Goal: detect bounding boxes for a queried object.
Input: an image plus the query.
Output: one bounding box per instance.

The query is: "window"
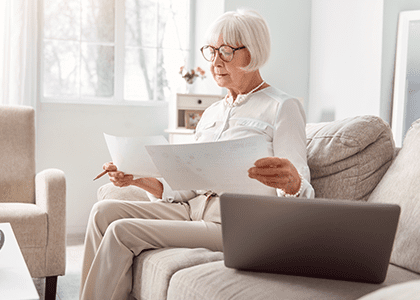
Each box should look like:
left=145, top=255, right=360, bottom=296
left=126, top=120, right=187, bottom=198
left=41, top=0, right=192, bottom=103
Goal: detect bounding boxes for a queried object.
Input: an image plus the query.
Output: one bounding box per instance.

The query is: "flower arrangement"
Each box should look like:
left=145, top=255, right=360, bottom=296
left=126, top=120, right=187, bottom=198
left=179, top=66, right=206, bottom=84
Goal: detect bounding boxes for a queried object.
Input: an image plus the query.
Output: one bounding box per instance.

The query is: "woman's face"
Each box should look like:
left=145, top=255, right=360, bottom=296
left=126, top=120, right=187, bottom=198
left=210, top=36, right=252, bottom=93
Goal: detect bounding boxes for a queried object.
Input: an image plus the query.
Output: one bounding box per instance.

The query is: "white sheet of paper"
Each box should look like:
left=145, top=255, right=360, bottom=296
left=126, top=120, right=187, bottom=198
left=145, top=135, right=276, bottom=195
left=104, top=133, right=168, bottom=177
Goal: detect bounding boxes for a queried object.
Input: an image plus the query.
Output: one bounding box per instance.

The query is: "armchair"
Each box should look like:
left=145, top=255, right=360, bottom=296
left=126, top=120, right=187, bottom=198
left=0, top=106, right=66, bottom=300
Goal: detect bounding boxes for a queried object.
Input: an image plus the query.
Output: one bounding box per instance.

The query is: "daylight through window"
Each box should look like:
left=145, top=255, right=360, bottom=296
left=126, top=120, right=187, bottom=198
left=42, top=0, right=191, bottom=103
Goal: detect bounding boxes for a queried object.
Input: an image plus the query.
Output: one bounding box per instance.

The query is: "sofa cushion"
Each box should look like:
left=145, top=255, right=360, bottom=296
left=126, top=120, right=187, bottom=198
left=306, top=115, right=394, bottom=201
left=131, top=247, right=224, bottom=300
left=358, top=279, right=420, bottom=300
left=368, top=118, right=420, bottom=274
left=167, top=261, right=420, bottom=300
left=97, top=182, right=150, bottom=201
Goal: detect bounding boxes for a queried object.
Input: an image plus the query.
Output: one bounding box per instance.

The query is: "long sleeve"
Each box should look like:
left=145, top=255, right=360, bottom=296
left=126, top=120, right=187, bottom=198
left=146, top=178, right=198, bottom=203
left=272, top=98, right=315, bottom=199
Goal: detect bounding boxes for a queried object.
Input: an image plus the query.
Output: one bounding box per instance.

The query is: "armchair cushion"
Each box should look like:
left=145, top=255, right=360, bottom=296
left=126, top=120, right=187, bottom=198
left=306, top=115, right=394, bottom=201
left=0, top=203, right=47, bottom=248
left=368, top=119, right=420, bottom=274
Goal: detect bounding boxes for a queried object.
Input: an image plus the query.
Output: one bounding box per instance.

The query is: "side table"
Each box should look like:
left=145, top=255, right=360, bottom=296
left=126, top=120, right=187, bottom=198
left=0, top=223, right=39, bottom=300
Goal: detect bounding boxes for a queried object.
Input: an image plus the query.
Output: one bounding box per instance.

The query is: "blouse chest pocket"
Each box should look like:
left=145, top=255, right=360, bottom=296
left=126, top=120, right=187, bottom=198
left=236, top=119, right=269, bottom=131
left=195, top=121, right=216, bottom=141
left=235, top=119, right=273, bottom=139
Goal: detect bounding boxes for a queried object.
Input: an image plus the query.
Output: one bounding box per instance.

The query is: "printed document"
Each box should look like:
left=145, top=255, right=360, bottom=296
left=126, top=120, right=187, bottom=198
left=104, top=134, right=275, bottom=195
left=145, top=135, right=276, bottom=195
left=104, top=133, right=168, bottom=177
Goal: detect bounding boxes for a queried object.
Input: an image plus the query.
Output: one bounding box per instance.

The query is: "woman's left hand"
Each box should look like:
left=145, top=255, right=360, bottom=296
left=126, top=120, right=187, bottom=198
left=248, top=157, right=301, bottom=195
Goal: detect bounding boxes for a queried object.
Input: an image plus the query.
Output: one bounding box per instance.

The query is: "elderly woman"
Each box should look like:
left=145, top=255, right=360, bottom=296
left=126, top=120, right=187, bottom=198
left=80, top=9, right=314, bottom=300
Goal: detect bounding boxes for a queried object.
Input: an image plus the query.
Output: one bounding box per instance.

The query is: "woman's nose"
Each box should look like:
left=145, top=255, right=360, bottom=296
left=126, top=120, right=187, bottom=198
left=212, top=51, right=224, bottom=67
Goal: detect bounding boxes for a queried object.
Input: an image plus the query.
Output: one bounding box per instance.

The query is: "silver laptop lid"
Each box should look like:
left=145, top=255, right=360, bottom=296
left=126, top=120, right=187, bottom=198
left=220, top=193, right=400, bottom=283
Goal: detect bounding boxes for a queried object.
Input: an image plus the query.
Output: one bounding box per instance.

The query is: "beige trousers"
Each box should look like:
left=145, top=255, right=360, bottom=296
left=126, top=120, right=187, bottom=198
left=79, top=195, right=222, bottom=300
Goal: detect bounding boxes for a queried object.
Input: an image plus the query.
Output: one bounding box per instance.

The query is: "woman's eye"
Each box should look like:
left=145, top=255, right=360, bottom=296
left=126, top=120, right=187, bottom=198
left=221, top=50, right=232, bottom=57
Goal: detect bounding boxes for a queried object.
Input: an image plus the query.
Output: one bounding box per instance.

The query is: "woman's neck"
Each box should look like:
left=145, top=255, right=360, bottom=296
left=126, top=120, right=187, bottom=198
left=228, top=71, right=266, bottom=100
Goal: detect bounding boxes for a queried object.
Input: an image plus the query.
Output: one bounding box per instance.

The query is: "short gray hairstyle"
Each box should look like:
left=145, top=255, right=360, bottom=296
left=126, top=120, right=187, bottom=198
left=205, top=9, right=271, bottom=71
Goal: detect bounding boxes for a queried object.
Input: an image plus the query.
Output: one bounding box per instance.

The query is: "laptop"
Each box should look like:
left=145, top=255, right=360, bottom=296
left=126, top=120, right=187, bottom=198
left=219, top=193, right=401, bottom=283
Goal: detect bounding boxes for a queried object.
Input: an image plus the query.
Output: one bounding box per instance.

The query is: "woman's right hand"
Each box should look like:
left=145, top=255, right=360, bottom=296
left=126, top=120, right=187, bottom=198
left=103, top=162, right=134, bottom=187
left=103, top=162, right=164, bottom=198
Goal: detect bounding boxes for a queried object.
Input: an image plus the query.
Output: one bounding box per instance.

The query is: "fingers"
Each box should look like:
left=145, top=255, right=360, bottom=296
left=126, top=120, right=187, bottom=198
left=109, top=173, right=134, bottom=187
left=248, top=163, right=291, bottom=189
left=249, top=157, right=291, bottom=178
left=103, top=162, right=117, bottom=171
left=249, top=175, right=290, bottom=189
left=108, top=171, right=125, bottom=179
left=253, top=157, right=289, bottom=168
left=101, top=162, right=134, bottom=187
left=249, top=157, right=301, bottom=193
left=249, top=171, right=299, bottom=192
left=248, top=171, right=290, bottom=184
left=248, top=166, right=289, bottom=177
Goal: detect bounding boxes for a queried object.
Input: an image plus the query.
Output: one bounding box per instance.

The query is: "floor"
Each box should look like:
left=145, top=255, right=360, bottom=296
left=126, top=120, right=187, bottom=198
left=33, top=233, right=85, bottom=300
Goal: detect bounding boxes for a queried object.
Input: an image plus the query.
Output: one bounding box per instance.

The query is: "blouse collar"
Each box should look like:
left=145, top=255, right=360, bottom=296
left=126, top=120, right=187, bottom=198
left=224, top=81, right=266, bottom=108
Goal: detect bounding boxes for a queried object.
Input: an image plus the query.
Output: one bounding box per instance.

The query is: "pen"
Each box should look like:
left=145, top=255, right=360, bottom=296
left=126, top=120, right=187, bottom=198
left=93, top=170, right=108, bottom=181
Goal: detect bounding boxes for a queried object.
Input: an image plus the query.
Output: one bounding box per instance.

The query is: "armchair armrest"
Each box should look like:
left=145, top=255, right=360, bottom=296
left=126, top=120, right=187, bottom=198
left=36, top=168, right=66, bottom=276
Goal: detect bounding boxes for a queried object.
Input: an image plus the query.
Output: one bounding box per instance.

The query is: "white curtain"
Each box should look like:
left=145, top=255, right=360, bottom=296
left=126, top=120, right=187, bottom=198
left=0, top=0, right=37, bottom=106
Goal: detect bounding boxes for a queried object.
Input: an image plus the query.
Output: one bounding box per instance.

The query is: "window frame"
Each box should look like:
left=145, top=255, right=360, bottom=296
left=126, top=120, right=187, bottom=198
left=38, top=0, right=195, bottom=106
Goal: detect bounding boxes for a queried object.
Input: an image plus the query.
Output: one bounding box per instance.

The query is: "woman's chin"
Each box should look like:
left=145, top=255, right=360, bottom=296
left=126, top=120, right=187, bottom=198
left=213, top=75, right=230, bottom=87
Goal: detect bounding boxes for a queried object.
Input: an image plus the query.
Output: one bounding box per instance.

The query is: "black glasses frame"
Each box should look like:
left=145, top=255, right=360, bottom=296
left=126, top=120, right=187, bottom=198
left=200, top=45, right=246, bottom=62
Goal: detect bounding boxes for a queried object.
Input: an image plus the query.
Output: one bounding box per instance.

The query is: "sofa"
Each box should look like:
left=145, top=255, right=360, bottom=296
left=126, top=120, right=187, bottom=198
left=97, top=115, right=420, bottom=300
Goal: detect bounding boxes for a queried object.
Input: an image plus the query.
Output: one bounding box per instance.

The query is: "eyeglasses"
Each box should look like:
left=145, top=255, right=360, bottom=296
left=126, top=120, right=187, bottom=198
left=200, top=45, right=246, bottom=63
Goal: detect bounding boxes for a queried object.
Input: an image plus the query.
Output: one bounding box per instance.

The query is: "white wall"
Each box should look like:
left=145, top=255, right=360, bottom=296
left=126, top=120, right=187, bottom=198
left=36, top=102, right=169, bottom=234
left=224, top=0, right=312, bottom=111
left=308, top=0, right=420, bottom=124
left=190, top=0, right=224, bottom=95
left=308, top=0, right=384, bottom=123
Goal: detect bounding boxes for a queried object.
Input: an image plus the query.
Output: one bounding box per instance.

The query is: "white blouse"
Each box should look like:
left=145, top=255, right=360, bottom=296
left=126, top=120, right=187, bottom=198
left=147, top=86, right=315, bottom=202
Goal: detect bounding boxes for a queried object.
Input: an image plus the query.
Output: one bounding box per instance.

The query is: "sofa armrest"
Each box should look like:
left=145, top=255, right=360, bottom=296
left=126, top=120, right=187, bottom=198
left=35, top=168, right=66, bottom=276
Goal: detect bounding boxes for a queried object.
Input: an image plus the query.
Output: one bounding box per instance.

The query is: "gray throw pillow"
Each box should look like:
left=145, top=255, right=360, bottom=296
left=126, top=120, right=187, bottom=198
left=306, top=115, right=394, bottom=201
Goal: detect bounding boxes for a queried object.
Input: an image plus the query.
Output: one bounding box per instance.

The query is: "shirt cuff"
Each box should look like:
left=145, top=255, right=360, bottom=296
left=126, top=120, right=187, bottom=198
left=299, top=177, right=315, bottom=198
left=146, top=178, right=175, bottom=203
left=276, top=177, right=314, bottom=199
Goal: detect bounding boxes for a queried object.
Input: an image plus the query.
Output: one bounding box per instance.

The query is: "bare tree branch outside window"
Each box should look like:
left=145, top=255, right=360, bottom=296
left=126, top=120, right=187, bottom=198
left=42, top=0, right=190, bottom=102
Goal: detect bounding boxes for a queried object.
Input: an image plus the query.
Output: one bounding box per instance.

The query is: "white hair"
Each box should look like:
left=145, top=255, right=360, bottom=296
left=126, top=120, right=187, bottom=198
left=205, top=9, right=271, bottom=71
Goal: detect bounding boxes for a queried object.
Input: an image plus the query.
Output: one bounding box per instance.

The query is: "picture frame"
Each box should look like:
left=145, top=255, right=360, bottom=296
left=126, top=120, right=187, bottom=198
left=185, top=110, right=204, bottom=129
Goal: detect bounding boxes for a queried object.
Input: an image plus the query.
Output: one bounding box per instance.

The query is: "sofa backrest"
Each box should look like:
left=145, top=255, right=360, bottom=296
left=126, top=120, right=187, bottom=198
left=368, top=118, right=420, bottom=275
left=306, top=115, right=394, bottom=201
left=0, top=106, right=35, bottom=203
